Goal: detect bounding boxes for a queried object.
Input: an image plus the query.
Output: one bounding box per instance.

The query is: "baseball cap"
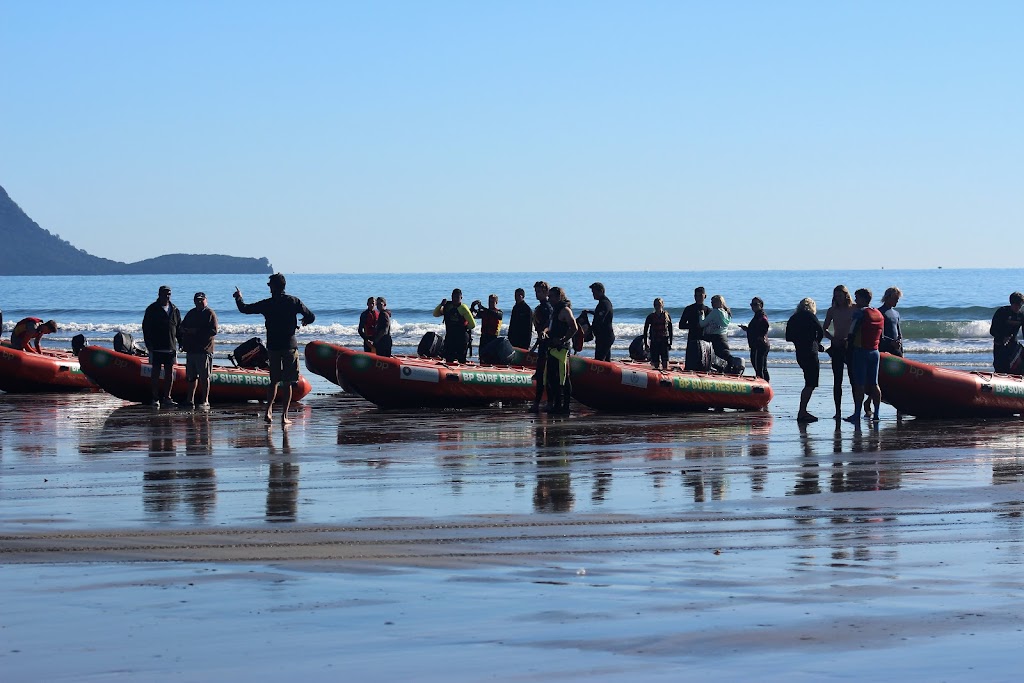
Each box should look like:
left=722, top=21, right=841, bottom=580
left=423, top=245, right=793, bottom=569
left=159, top=285, right=172, bottom=294
left=194, top=292, right=206, bottom=300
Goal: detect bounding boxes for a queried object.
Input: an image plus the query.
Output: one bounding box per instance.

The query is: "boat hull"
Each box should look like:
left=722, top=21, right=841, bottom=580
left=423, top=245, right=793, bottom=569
left=78, top=346, right=311, bottom=404
left=565, top=355, right=773, bottom=412
left=304, top=341, right=536, bottom=408
left=0, top=345, right=97, bottom=393
left=879, top=353, right=1024, bottom=418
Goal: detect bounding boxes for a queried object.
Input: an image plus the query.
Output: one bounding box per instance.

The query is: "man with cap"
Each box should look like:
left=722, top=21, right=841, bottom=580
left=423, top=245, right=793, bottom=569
left=179, top=291, right=219, bottom=408
left=10, top=317, right=58, bottom=354
left=234, top=273, right=315, bottom=424
left=142, top=285, right=182, bottom=407
left=581, top=282, right=614, bottom=361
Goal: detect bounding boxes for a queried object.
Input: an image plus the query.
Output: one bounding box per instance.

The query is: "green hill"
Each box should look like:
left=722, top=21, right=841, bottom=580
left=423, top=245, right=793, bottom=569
left=0, top=183, right=273, bottom=275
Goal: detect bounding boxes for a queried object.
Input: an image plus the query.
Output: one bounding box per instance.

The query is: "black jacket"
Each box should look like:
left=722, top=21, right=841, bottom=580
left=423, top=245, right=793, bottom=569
left=236, top=293, right=315, bottom=351
left=142, top=301, right=182, bottom=353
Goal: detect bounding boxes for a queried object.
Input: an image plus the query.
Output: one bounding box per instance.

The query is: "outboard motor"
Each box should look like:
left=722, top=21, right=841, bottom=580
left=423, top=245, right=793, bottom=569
left=229, top=337, right=270, bottom=369
left=113, top=331, right=148, bottom=356
left=417, top=331, right=445, bottom=359
left=71, top=334, right=87, bottom=356
left=479, top=336, right=515, bottom=365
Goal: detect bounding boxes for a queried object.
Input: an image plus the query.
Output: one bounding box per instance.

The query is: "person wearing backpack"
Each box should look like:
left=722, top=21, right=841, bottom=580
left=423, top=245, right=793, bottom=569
left=142, top=285, right=182, bottom=408
left=643, top=298, right=673, bottom=370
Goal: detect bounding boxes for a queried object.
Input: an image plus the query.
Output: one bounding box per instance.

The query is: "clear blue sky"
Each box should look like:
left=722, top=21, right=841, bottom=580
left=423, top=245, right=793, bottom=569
left=2, top=1, right=1021, bottom=273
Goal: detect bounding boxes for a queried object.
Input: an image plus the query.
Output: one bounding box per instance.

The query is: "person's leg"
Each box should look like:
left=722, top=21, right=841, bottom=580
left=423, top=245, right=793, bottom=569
left=530, top=344, right=548, bottom=412
left=187, top=378, right=198, bottom=405
left=264, top=383, right=279, bottom=423
left=832, top=354, right=845, bottom=419
left=280, top=383, right=294, bottom=425
left=150, top=358, right=161, bottom=403
left=544, top=353, right=560, bottom=411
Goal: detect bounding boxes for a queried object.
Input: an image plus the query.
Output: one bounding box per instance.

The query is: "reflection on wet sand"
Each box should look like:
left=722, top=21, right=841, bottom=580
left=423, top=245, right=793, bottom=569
left=143, top=412, right=217, bottom=521
left=264, top=427, right=298, bottom=522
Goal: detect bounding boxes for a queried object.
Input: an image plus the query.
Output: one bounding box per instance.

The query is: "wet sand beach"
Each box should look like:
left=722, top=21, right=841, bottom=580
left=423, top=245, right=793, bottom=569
left=4, top=367, right=1024, bottom=681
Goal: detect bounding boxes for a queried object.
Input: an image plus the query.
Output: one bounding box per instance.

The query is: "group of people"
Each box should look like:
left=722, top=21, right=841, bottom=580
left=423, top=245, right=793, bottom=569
left=785, top=285, right=903, bottom=423
left=20, top=276, right=1024, bottom=424
left=139, top=274, right=315, bottom=424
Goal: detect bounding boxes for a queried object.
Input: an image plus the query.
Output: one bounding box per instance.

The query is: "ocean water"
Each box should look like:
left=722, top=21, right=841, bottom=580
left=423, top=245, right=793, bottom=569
left=1, top=268, right=1020, bottom=368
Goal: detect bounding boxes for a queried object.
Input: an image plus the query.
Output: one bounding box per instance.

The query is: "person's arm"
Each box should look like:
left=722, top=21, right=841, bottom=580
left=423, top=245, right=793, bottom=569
left=822, top=308, right=835, bottom=340
left=31, top=331, right=43, bottom=354
left=358, top=311, right=368, bottom=339
left=209, top=310, right=218, bottom=337
left=235, top=294, right=261, bottom=315
left=297, top=300, right=315, bottom=326
left=561, top=309, right=578, bottom=346
left=372, top=312, right=390, bottom=344
left=643, top=314, right=652, bottom=347
left=433, top=303, right=445, bottom=318
left=666, top=313, right=674, bottom=346
left=678, top=307, right=687, bottom=330
left=459, top=304, right=476, bottom=330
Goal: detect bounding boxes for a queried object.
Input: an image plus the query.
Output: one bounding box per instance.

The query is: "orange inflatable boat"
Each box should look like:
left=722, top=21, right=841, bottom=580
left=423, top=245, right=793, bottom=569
left=560, top=354, right=773, bottom=412
left=0, top=344, right=97, bottom=393
left=879, top=353, right=1024, bottom=418
left=304, top=341, right=536, bottom=408
left=78, top=346, right=311, bottom=404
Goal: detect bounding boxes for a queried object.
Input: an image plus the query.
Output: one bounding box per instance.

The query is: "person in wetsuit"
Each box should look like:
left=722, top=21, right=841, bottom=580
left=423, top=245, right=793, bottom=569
left=643, top=298, right=673, bottom=370
left=786, top=297, right=825, bottom=423
left=529, top=281, right=552, bottom=414
left=582, top=282, right=614, bottom=362
left=432, top=288, right=475, bottom=363
left=544, top=286, right=579, bottom=414
left=507, top=288, right=533, bottom=350
left=740, top=297, right=770, bottom=381
left=990, top=291, right=1024, bottom=373
left=358, top=297, right=378, bottom=353
left=472, top=294, right=503, bottom=352
left=679, top=287, right=711, bottom=371
left=372, top=297, right=393, bottom=357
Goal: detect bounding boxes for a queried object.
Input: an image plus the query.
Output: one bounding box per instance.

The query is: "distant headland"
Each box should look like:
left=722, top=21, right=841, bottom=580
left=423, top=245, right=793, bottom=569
left=0, top=183, right=273, bottom=275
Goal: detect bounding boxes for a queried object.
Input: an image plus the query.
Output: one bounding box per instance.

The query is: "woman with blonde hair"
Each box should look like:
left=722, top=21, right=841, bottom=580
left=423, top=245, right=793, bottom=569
left=822, top=285, right=856, bottom=419
left=786, top=297, right=825, bottom=422
left=699, top=294, right=734, bottom=363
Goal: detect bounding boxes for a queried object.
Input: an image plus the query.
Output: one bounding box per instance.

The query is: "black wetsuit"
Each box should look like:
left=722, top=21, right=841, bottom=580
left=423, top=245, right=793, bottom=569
left=990, top=305, right=1024, bottom=373
left=533, top=301, right=553, bottom=406
left=591, top=296, right=614, bottom=361
left=442, top=303, right=470, bottom=363
left=507, top=301, right=533, bottom=350
left=679, top=302, right=710, bottom=370
left=745, top=310, right=770, bottom=381
left=545, top=302, right=572, bottom=412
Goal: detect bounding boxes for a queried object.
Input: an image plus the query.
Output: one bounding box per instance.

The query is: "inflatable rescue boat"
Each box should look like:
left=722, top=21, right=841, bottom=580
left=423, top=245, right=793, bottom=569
left=304, top=341, right=536, bottom=408
left=78, top=346, right=311, bottom=404
left=879, top=353, right=1024, bottom=418
left=0, top=344, right=97, bottom=393
left=561, top=354, right=773, bottom=412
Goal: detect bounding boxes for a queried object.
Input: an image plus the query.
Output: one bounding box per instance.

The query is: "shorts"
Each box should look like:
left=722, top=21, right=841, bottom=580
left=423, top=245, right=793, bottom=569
left=796, top=350, right=819, bottom=389
left=851, top=348, right=880, bottom=387
left=149, top=350, right=176, bottom=373
left=269, top=348, right=300, bottom=384
left=185, top=352, right=213, bottom=381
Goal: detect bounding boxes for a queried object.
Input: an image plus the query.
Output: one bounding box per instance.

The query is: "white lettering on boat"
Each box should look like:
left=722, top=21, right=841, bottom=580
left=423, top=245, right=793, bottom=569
left=673, top=376, right=751, bottom=395
left=460, top=371, right=532, bottom=386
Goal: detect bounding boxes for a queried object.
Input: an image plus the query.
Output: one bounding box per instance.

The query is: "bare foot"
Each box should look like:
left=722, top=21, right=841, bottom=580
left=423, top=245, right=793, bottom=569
left=843, top=414, right=859, bottom=423
left=263, top=412, right=273, bottom=423
left=281, top=416, right=293, bottom=425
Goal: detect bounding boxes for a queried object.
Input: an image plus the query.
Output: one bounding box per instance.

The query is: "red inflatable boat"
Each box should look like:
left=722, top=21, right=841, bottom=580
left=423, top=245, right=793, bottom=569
left=304, top=341, right=536, bottom=408
left=879, top=353, right=1024, bottom=418
left=78, top=346, right=311, bottom=404
left=562, top=354, right=773, bottom=412
left=0, top=344, right=97, bottom=393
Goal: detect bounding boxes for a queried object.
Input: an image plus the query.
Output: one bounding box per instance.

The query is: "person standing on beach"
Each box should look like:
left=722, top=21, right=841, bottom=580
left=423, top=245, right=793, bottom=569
left=544, top=286, right=578, bottom=414
left=142, top=285, right=182, bottom=408
left=433, top=289, right=475, bottom=363
left=740, top=297, right=770, bottom=381
left=10, top=317, right=58, bottom=354
left=990, top=292, right=1024, bottom=373
left=529, top=281, right=552, bottom=414
left=472, top=294, right=503, bottom=352
left=372, top=297, right=393, bottom=357
left=878, top=287, right=904, bottom=357
left=507, top=288, right=532, bottom=350
left=179, top=292, right=218, bottom=409
left=643, top=298, right=673, bottom=371
left=822, top=285, right=856, bottom=419
left=358, top=297, right=378, bottom=353
left=582, top=282, right=615, bottom=362
left=679, top=287, right=711, bottom=371
left=786, top=298, right=825, bottom=423
left=234, top=273, right=315, bottom=424
left=845, top=288, right=884, bottom=423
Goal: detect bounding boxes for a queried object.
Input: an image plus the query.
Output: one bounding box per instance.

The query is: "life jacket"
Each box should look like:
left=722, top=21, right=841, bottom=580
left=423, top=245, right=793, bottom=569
left=649, top=311, right=670, bottom=339
left=444, top=303, right=469, bottom=335
left=549, top=302, right=570, bottom=350
left=480, top=308, right=502, bottom=337
left=852, top=308, right=884, bottom=350
left=361, top=309, right=378, bottom=337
